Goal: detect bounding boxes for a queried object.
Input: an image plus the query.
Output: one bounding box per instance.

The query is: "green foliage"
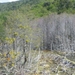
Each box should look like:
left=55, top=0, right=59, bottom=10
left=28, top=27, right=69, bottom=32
left=0, top=0, right=75, bottom=17
left=0, top=0, right=75, bottom=41
left=0, top=13, right=7, bottom=41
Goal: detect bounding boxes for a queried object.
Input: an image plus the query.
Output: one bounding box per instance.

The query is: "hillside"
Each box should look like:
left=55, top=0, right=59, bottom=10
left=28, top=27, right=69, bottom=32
left=0, top=0, right=75, bottom=75
left=0, top=0, right=75, bottom=14
left=0, top=0, right=75, bottom=40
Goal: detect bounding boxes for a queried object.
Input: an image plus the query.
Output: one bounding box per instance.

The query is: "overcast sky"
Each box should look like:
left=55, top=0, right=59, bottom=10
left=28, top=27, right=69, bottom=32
left=0, top=0, right=19, bottom=3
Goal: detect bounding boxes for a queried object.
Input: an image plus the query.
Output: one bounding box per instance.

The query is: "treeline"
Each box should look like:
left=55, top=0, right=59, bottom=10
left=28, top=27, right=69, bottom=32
left=0, top=0, right=75, bottom=45
left=0, top=0, right=75, bottom=44
left=0, top=0, right=39, bottom=12
left=0, top=0, right=75, bottom=14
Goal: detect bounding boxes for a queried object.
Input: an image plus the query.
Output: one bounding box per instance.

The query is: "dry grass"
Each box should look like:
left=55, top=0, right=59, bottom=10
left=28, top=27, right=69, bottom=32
left=1, top=50, right=75, bottom=75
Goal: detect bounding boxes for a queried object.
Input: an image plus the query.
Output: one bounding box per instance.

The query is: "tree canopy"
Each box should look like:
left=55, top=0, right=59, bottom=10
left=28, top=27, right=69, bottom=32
left=0, top=0, right=75, bottom=40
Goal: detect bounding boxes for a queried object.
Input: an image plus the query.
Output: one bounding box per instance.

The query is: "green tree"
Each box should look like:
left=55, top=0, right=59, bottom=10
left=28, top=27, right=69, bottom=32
left=0, top=13, right=7, bottom=41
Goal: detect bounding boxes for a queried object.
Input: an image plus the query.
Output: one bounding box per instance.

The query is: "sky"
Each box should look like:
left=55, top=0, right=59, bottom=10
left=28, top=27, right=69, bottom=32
left=0, top=0, right=19, bottom=3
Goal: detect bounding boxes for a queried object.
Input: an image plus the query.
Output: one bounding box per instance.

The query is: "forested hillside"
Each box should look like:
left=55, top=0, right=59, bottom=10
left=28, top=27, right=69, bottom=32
left=0, top=0, right=75, bottom=75
left=0, top=0, right=75, bottom=13
left=0, top=0, right=75, bottom=40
